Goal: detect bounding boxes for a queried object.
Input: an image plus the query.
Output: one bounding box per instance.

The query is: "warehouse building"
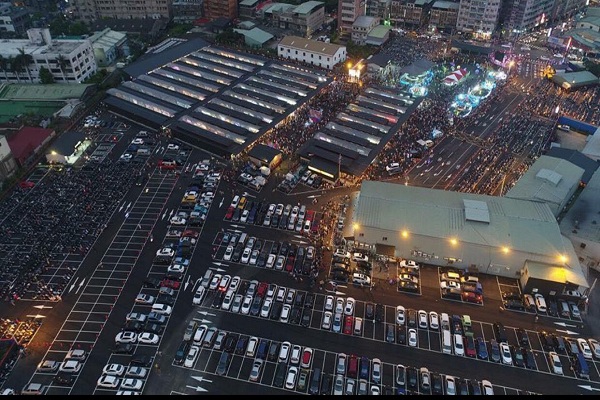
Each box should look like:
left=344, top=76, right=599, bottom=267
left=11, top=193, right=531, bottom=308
left=352, top=181, right=588, bottom=292
left=505, top=155, right=584, bottom=218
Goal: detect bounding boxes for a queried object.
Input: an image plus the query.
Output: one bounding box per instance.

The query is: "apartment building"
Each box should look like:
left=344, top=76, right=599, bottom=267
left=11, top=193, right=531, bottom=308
left=270, top=1, right=325, bottom=37
left=204, top=0, right=237, bottom=20
left=352, top=15, right=380, bottom=45
left=0, top=2, right=31, bottom=35
left=172, top=0, right=204, bottom=23
left=456, top=0, right=501, bottom=39
left=71, top=0, right=172, bottom=23
left=429, top=0, right=460, bottom=33
left=389, top=0, right=434, bottom=28
left=0, top=28, right=97, bottom=84
left=338, top=0, right=365, bottom=35
left=504, top=0, right=554, bottom=36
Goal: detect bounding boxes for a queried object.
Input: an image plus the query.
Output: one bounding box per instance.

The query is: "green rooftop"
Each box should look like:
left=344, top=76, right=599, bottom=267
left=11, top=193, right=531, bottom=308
left=0, top=83, right=93, bottom=101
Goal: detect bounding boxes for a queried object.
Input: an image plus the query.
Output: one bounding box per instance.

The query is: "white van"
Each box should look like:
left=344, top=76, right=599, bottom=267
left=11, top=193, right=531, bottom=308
left=442, top=330, right=453, bottom=354
left=440, top=313, right=450, bottom=331
left=238, top=233, right=248, bottom=247
left=354, top=317, right=363, bottom=336
left=453, top=334, right=464, bottom=356
left=201, top=269, right=213, bottom=288
left=230, top=195, right=240, bottom=208
left=534, top=294, right=547, bottom=313
left=246, top=337, right=259, bottom=357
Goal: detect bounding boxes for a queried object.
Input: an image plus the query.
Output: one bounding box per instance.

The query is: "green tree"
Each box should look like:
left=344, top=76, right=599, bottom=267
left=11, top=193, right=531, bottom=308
left=39, top=66, right=54, bottom=84
left=17, top=48, right=34, bottom=82
left=215, top=29, right=244, bottom=47
left=69, top=22, right=90, bottom=36
left=56, top=54, right=69, bottom=82
left=167, top=23, right=193, bottom=37
left=0, top=55, right=9, bottom=81
left=584, top=60, right=600, bottom=77
left=8, top=56, right=21, bottom=83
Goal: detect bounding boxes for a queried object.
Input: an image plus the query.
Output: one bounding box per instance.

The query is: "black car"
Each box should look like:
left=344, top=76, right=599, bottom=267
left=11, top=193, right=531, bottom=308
left=512, top=345, right=525, bottom=367
left=212, top=291, right=226, bottom=308
left=406, top=367, right=418, bottom=390
left=516, top=328, right=530, bottom=347
left=548, top=300, right=559, bottom=317
left=156, top=293, right=176, bottom=306
left=279, top=215, right=288, bottom=230
left=331, top=271, right=348, bottom=282
left=235, top=336, right=248, bottom=355
left=232, top=244, right=243, bottom=262
left=320, top=373, right=332, bottom=395
left=356, top=260, right=372, bottom=270
left=493, top=322, right=508, bottom=343
left=539, top=331, right=555, bottom=351
left=431, top=373, right=443, bottom=395
left=250, top=296, right=262, bottom=316
left=457, top=379, right=469, bottom=395
left=294, top=292, right=305, bottom=308
left=54, top=373, right=75, bottom=386
left=122, top=320, right=144, bottom=333
left=114, top=343, right=134, bottom=354
left=375, top=303, right=384, bottom=323
left=280, top=242, right=290, bottom=257
left=143, top=277, right=161, bottom=288
left=503, top=299, right=525, bottom=311
left=396, top=326, right=407, bottom=345
left=290, top=307, right=302, bottom=324
left=502, top=291, right=522, bottom=301
left=270, top=242, right=281, bottom=255
left=399, top=280, right=419, bottom=293
left=304, top=293, right=315, bottom=309
left=301, top=309, right=311, bottom=327
left=273, top=362, right=287, bottom=388
left=523, top=348, right=536, bottom=369
left=407, top=309, right=417, bottom=327
left=257, top=252, right=268, bottom=268
left=270, top=301, right=283, bottom=320
left=365, top=303, right=375, bottom=320
left=144, top=322, right=164, bottom=335
left=130, top=354, right=152, bottom=367
left=268, top=341, right=280, bottom=361
left=224, top=334, right=239, bottom=353
left=174, top=341, right=190, bottom=365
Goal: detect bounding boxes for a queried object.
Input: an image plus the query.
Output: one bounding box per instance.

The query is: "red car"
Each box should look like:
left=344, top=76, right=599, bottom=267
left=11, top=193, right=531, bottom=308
left=462, top=291, right=483, bottom=304
left=182, top=229, right=199, bottom=238
left=160, top=279, right=181, bottom=290
left=285, top=257, right=295, bottom=272
left=225, top=206, right=235, bottom=220
left=19, top=181, right=35, bottom=189
left=256, top=282, right=268, bottom=298
left=465, top=335, right=477, bottom=358
left=343, top=316, right=353, bottom=335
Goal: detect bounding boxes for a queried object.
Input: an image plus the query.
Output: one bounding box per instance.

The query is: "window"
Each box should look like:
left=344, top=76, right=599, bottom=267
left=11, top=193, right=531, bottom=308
left=359, top=233, right=364, bottom=237
left=382, top=237, right=387, bottom=241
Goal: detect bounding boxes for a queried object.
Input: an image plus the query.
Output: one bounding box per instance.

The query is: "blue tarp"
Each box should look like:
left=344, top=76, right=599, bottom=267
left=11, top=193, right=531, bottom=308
left=557, top=116, right=598, bottom=135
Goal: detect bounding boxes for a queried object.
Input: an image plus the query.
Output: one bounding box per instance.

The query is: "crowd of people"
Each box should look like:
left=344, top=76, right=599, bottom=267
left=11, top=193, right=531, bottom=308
left=0, top=157, right=148, bottom=303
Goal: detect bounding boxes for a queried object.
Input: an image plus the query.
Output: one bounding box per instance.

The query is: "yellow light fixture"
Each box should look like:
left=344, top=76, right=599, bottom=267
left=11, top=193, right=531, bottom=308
left=353, top=223, right=360, bottom=230
left=502, top=246, right=510, bottom=254
left=401, top=230, right=409, bottom=238
left=559, top=254, right=568, bottom=263
left=449, top=238, right=458, bottom=246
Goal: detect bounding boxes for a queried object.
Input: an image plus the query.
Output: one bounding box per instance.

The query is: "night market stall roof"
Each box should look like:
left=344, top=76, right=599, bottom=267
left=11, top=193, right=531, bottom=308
left=399, top=58, right=435, bottom=77
left=551, top=71, right=599, bottom=90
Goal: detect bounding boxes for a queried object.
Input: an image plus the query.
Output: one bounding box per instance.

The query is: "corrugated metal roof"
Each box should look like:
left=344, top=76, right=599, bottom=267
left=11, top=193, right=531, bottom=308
left=560, top=167, right=600, bottom=243
left=506, top=155, right=584, bottom=215
left=234, top=27, right=274, bottom=45
left=355, top=181, right=566, bottom=256
left=524, top=259, right=588, bottom=288
left=368, top=25, right=391, bottom=39
left=293, top=1, right=324, bottom=14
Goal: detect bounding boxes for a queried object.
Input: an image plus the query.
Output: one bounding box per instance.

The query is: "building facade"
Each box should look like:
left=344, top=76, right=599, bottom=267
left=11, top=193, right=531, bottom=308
left=552, top=0, right=587, bottom=23
left=429, top=0, right=460, bottom=33
left=352, top=16, right=380, bottom=45
left=389, top=0, right=433, bottom=28
left=278, top=35, right=347, bottom=69
left=338, top=0, right=365, bottom=35
left=203, top=0, right=237, bottom=20
left=172, top=0, right=204, bottom=23
left=270, top=1, right=325, bottom=38
left=0, top=135, right=18, bottom=187
left=504, top=0, right=554, bottom=37
left=71, top=0, right=172, bottom=23
left=0, top=3, right=31, bottom=35
left=366, top=0, right=391, bottom=19
left=456, top=0, right=502, bottom=39
left=0, top=29, right=97, bottom=84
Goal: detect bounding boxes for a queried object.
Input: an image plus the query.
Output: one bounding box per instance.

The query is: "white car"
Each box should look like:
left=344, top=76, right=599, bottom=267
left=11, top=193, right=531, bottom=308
left=548, top=351, right=563, bottom=374
left=332, top=312, right=343, bottom=333
left=260, top=299, right=272, bottom=318
left=266, top=254, right=276, bottom=269
left=156, top=248, right=175, bottom=258
left=167, top=264, right=185, bottom=274
left=97, top=375, right=120, bottom=388
left=335, top=297, right=345, bottom=314
left=103, top=364, right=125, bottom=376
left=115, top=331, right=138, bottom=344
left=131, top=138, right=144, bottom=145
left=588, top=338, right=600, bottom=359
left=120, top=153, right=133, bottom=162
left=126, top=366, right=148, bottom=378
left=322, top=311, right=333, bottom=330
left=209, top=274, right=222, bottom=290
left=399, top=259, right=419, bottom=269
left=275, top=255, right=285, bottom=270
left=120, top=378, right=143, bottom=390
left=241, top=295, right=253, bottom=315
left=372, top=358, right=382, bottom=383
left=249, top=359, right=263, bottom=382
left=229, top=276, right=241, bottom=292
left=231, top=294, right=243, bottom=313
left=386, top=162, right=400, bottom=172
left=167, top=143, right=180, bottom=151
left=192, top=286, right=206, bottom=305
left=218, top=274, right=231, bottom=292
left=577, top=338, right=593, bottom=359
left=138, top=332, right=159, bottom=344
left=481, top=380, right=494, bottom=395
left=418, top=310, right=428, bottom=329
left=249, top=250, right=259, bottom=265
left=169, top=216, right=187, bottom=225
left=500, top=342, right=512, bottom=365
left=352, top=253, right=369, bottom=262
left=408, top=328, right=418, bottom=347
left=290, top=345, right=302, bottom=365
left=223, top=245, right=234, bottom=261
left=344, top=297, right=355, bottom=316
left=325, top=296, right=334, bottom=311
left=221, top=290, right=235, bottom=310
left=440, top=280, right=460, bottom=290
left=285, top=366, right=299, bottom=390
left=428, top=311, right=439, bottom=330
left=240, top=210, right=249, bottom=223
left=184, top=345, right=200, bottom=368
left=276, top=287, right=287, bottom=302
left=306, top=246, right=315, bottom=259
left=135, top=293, right=155, bottom=305
left=59, top=360, right=82, bottom=373
left=396, top=305, right=406, bottom=325
left=279, top=341, right=291, bottom=362
left=445, top=376, right=456, bottom=395
left=241, top=248, right=252, bottom=264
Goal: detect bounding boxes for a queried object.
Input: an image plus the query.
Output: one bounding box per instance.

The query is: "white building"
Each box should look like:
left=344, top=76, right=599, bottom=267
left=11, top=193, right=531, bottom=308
left=277, top=36, right=347, bottom=70
left=0, top=135, right=18, bottom=187
left=505, top=0, right=554, bottom=37
left=352, top=15, right=380, bottom=45
left=0, top=28, right=97, bottom=84
left=456, top=0, right=501, bottom=40
left=352, top=181, right=587, bottom=291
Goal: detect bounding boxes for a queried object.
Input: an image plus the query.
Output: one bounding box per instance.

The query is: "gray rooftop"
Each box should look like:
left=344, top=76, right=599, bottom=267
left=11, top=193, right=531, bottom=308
left=583, top=127, right=600, bottom=161
left=523, top=260, right=587, bottom=288
left=546, top=147, right=599, bottom=184
left=432, top=0, right=460, bottom=10
left=560, top=167, right=600, bottom=244
left=353, top=16, right=378, bottom=28
left=355, top=181, right=569, bottom=257
left=505, top=155, right=584, bottom=216
left=293, top=1, right=324, bottom=15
